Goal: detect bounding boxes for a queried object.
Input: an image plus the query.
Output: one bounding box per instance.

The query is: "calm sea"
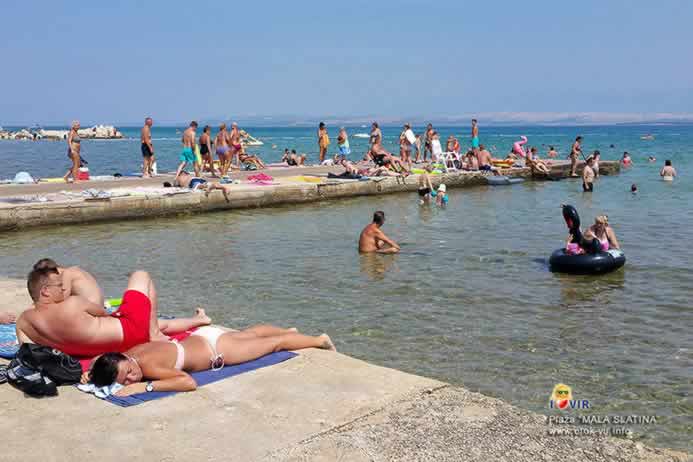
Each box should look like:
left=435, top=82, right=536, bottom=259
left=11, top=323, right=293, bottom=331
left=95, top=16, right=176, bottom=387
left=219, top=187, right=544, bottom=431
left=0, top=125, right=690, bottom=450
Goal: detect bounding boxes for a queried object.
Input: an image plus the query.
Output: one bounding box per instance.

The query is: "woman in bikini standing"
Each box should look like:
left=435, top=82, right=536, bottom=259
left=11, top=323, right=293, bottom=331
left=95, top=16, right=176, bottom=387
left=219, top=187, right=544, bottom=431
left=215, top=124, right=230, bottom=177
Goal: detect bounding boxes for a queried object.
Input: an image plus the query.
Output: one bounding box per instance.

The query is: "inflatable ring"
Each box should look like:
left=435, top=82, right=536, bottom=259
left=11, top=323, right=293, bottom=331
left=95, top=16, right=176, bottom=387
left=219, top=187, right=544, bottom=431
left=549, top=248, right=626, bottom=274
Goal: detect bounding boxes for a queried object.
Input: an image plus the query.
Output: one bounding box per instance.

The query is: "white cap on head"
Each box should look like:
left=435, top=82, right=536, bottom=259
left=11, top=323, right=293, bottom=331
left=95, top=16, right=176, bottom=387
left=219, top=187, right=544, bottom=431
left=438, top=184, right=446, bottom=193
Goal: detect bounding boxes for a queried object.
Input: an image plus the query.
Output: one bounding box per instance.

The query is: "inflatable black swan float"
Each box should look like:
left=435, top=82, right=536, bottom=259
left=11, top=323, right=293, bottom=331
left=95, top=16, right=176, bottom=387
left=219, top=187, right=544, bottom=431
left=549, top=205, right=626, bottom=274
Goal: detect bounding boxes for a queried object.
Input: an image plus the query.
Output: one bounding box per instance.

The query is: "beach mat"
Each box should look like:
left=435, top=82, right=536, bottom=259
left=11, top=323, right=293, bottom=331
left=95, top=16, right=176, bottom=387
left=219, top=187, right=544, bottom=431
left=105, top=351, right=298, bottom=407
left=0, top=323, right=19, bottom=359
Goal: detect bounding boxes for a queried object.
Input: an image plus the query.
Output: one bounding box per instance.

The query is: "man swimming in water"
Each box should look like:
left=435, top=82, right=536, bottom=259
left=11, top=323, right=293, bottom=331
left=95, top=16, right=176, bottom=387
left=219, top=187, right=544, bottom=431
left=358, top=211, right=400, bottom=254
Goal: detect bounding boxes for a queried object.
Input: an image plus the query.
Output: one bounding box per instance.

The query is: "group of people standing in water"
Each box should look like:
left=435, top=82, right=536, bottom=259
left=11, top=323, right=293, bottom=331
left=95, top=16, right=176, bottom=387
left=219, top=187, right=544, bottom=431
left=14, top=259, right=335, bottom=396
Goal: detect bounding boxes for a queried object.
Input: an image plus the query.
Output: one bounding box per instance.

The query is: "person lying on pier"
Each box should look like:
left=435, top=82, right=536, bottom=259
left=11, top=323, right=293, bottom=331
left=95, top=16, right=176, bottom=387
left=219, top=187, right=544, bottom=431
left=281, top=149, right=306, bottom=166
left=526, top=147, right=551, bottom=175
left=170, top=171, right=232, bottom=202
left=86, top=325, right=336, bottom=395
left=337, top=158, right=400, bottom=178
left=359, top=211, right=400, bottom=254
left=16, top=268, right=210, bottom=358
left=238, top=145, right=266, bottom=170
left=27, top=259, right=209, bottom=334
left=366, top=147, right=408, bottom=174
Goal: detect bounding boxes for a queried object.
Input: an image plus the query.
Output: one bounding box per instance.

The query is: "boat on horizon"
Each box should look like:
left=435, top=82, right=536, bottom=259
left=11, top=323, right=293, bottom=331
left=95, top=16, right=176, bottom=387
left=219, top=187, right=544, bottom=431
left=640, top=134, right=655, bottom=140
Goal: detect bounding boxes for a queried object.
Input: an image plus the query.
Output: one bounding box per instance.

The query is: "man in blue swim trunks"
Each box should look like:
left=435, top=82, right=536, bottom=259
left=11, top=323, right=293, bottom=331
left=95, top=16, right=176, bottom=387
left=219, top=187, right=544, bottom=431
left=175, top=121, right=199, bottom=181
left=471, top=119, right=480, bottom=155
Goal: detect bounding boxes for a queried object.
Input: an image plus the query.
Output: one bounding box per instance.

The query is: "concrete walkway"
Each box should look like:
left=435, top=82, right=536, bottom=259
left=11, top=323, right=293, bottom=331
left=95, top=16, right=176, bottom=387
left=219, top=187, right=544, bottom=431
left=0, top=161, right=620, bottom=232
left=0, top=279, right=687, bottom=462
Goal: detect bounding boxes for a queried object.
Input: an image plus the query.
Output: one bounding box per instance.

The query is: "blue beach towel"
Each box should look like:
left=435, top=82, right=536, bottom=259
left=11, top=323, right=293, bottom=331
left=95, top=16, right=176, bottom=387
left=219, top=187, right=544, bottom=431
left=0, top=323, right=19, bottom=359
left=103, top=351, right=297, bottom=407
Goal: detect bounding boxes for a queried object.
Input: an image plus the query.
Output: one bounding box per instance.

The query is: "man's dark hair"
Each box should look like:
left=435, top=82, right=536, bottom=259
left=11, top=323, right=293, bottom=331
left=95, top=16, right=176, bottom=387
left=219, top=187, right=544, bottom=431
left=472, top=119, right=477, bottom=123
left=549, top=145, right=555, bottom=150
left=33, top=258, right=59, bottom=271
left=319, top=122, right=325, bottom=129
left=576, top=136, right=582, bottom=141
left=593, top=150, right=600, bottom=156
left=203, top=125, right=210, bottom=133
left=665, top=159, right=672, bottom=166
left=190, top=121, right=198, bottom=128
left=291, top=149, right=297, bottom=154
left=373, top=211, right=385, bottom=226
left=27, top=265, right=60, bottom=302
left=90, top=352, right=127, bottom=387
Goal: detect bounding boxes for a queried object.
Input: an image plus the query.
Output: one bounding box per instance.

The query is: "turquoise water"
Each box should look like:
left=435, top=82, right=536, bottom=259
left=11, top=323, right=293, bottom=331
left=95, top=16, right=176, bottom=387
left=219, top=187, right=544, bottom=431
left=0, top=125, right=691, bottom=450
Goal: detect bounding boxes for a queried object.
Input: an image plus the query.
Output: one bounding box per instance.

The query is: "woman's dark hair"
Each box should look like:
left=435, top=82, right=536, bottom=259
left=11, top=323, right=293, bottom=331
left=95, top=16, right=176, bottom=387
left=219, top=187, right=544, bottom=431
left=576, top=136, right=582, bottom=141
left=319, top=122, right=325, bottom=129
left=549, top=146, right=555, bottom=150
left=665, top=159, right=672, bottom=166
left=91, top=352, right=127, bottom=387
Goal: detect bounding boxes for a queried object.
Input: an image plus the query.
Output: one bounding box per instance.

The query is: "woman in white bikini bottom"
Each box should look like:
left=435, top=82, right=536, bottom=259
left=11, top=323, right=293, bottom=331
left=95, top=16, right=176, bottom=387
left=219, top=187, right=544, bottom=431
left=87, top=324, right=336, bottom=396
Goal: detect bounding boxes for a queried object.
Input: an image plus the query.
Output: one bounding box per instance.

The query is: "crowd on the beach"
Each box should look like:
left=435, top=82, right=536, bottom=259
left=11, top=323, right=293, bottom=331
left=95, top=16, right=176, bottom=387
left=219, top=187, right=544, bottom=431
left=53, top=117, right=679, bottom=193
left=8, top=259, right=335, bottom=396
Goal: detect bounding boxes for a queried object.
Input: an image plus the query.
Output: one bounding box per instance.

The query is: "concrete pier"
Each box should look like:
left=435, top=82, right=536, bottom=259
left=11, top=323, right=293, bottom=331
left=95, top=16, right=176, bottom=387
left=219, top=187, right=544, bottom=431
left=0, top=160, right=620, bottom=232
left=0, top=278, right=686, bottom=462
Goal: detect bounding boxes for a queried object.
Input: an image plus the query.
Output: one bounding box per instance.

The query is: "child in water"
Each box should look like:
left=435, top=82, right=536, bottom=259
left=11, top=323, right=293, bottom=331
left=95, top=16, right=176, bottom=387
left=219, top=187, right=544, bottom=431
left=433, top=183, right=448, bottom=206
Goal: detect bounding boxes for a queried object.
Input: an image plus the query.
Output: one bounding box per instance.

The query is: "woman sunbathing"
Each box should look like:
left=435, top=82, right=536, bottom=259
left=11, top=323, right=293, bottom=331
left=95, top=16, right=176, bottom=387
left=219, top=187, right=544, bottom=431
left=87, top=324, right=336, bottom=395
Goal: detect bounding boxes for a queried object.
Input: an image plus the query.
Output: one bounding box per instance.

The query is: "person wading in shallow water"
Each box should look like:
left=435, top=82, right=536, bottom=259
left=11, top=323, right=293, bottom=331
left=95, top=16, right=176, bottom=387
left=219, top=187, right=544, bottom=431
left=358, top=211, right=400, bottom=254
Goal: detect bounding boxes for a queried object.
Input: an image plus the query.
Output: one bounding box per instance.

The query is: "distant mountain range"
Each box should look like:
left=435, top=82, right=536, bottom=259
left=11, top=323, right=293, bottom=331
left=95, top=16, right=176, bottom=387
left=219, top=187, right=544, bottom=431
left=188, top=112, right=693, bottom=127
left=5, top=112, right=693, bottom=128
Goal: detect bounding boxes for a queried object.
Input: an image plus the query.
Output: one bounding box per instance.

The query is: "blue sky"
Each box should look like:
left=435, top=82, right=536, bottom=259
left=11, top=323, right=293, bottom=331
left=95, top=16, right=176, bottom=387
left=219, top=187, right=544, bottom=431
left=1, top=0, right=691, bottom=125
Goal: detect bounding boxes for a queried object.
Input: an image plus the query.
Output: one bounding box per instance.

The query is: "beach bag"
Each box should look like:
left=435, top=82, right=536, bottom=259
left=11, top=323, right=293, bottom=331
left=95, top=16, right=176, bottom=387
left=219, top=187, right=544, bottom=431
left=16, top=344, right=82, bottom=385
left=6, top=357, right=58, bottom=397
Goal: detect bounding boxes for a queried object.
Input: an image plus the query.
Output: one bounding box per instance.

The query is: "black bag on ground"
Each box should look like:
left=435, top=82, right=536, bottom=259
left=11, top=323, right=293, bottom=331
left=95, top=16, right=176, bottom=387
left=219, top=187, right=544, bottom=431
left=6, top=357, right=58, bottom=397
left=16, top=344, right=82, bottom=385
left=5, top=344, right=82, bottom=396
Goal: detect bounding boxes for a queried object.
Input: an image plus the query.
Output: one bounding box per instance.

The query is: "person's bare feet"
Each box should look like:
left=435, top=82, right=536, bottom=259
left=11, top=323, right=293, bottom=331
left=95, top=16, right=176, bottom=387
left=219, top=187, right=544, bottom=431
left=0, top=312, right=17, bottom=324
left=194, top=308, right=211, bottom=326
left=318, top=334, right=336, bottom=352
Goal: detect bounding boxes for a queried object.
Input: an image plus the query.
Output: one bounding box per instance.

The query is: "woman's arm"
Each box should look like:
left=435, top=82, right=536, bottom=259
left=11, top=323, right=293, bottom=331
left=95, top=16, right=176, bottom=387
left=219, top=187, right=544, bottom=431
left=115, top=367, right=197, bottom=396
left=607, top=227, right=620, bottom=249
